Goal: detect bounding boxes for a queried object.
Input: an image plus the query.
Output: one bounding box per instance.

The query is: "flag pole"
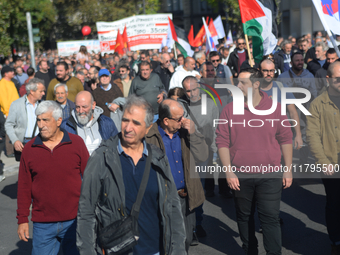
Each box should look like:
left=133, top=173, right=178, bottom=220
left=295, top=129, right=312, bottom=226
left=173, top=42, right=178, bottom=59
left=245, top=34, right=253, bottom=67
left=328, top=31, right=340, bottom=59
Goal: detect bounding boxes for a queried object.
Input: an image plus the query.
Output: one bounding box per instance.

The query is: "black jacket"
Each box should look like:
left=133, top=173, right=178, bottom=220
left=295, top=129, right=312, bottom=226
left=0, top=109, right=5, bottom=141
left=227, top=48, right=249, bottom=78
left=273, top=49, right=285, bottom=74
left=153, top=65, right=173, bottom=91
left=315, top=61, right=329, bottom=95
left=307, top=59, right=323, bottom=76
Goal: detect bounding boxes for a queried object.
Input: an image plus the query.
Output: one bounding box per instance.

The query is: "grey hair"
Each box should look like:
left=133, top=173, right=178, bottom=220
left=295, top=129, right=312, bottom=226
left=315, top=41, right=329, bottom=52
left=194, top=51, right=204, bottom=61
left=35, top=100, right=63, bottom=121
left=54, top=83, right=68, bottom=94
left=123, top=94, right=154, bottom=127
left=26, top=78, right=45, bottom=95
left=75, top=71, right=85, bottom=77
left=281, top=39, right=292, bottom=49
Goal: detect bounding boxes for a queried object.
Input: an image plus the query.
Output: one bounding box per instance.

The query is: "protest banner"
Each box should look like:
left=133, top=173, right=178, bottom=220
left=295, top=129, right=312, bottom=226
left=96, top=14, right=172, bottom=54
left=57, top=40, right=101, bottom=56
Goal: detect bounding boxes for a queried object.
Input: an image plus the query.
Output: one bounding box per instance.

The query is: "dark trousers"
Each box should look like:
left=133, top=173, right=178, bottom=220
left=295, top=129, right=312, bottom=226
left=5, top=134, right=14, bottom=156
left=180, top=195, right=196, bottom=252
left=233, top=175, right=282, bottom=255
left=322, top=174, right=340, bottom=245
left=0, top=142, right=4, bottom=175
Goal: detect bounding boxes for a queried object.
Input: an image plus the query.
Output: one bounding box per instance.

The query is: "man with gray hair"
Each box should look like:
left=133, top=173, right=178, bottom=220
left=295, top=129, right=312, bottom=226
left=274, top=39, right=292, bottom=74
left=154, top=53, right=175, bottom=91
left=77, top=94, right=186, bottom=255
left=17, top=100, right=89, bottom=255
left=307, top=41, right=329, bottom=76
left=5, top=78, right=45, bottom=161
left=54, top=83, right=75, bottom=120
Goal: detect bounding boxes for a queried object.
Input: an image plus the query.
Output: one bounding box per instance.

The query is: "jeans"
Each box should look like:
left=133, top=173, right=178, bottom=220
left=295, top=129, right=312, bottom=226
left=32, top=219, right=79, bottom=255
left=180, top=195, right=196, bottom=252
left=233, top=175, right=282, bottom=255
left=322, top=174, right=340, bottom=245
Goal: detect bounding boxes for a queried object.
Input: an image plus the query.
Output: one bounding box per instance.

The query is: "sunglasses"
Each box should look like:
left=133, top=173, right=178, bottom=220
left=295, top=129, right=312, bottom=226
left=331, top=77, right=340, bottom=84
left=262, top=69, right=275, bottom=73
left=211, top=59, right=220, bottom=63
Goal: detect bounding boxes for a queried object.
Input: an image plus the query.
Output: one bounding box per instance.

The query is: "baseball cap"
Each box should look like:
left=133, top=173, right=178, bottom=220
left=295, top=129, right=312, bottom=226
left=98, top=69, right=110, bottom=77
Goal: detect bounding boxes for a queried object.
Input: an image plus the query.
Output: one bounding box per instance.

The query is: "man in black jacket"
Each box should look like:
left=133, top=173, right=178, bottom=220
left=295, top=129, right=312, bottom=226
left=273, top=39, right=292, bottom=75
left=153, top=53, right=174, bottom=91
left=307, top=41, right=328, bottom=76
left=227, top=38, right=248, bottom=78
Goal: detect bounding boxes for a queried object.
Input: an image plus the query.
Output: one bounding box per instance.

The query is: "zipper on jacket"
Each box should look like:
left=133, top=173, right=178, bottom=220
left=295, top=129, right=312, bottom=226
left=163, top=182, right=168, bottom=255
left=118, top=203, right=125, bottom=217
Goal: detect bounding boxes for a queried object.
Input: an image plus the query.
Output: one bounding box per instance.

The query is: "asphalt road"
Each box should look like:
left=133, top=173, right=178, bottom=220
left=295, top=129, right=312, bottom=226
left=0, top=151, right=332, bottom=255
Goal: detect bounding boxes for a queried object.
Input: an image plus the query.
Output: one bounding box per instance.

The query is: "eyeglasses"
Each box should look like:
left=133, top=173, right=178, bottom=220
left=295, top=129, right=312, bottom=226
left=238, top=43, right=246, bottom=45
left=211, top=59, right=220, bottom=63
left=168, top=115, right=184, bottom=123
left=262, top=69, right=276, bottom=73
left=331, top=77, right=340, bottom=84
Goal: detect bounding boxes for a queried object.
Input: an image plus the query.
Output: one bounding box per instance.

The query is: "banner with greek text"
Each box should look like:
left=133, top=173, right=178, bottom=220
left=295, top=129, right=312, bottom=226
left=57, top=40, right=101, bottom=57
left=96, top=14, right=172, bottom=53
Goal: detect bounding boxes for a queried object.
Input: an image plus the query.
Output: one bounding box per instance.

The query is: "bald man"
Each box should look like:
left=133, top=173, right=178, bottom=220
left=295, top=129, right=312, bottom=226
left=146, top=99, right=207, bottom=251
left=307, top=61, right=340, bottom=253
left=169, top=57, right=201, bottom=90
left=154, top=53, right=175, bottom=91
left=61, top=91, right=118, bottom=154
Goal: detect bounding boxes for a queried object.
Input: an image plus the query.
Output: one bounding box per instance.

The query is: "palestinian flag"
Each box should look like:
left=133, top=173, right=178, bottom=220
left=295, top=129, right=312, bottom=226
left=239, top=0, right=277, bottom=63
left=167, top=17, right=189, bottom=58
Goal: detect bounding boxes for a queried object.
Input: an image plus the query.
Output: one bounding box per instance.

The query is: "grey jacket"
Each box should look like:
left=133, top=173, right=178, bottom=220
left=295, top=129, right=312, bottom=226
left=76, top=135, right=186, bottom=255
left=5, top=95, right=35, bottom=144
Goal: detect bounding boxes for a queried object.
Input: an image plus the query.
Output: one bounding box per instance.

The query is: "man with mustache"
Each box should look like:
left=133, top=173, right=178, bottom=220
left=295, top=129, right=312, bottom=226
left=54, top=83, right=75, bottom=120
left=61, top=91, right=118, bottom=155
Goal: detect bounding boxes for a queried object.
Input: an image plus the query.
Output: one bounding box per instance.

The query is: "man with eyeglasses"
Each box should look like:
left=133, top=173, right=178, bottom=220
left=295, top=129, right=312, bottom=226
left=146, top=99, right=207, bottom=251
left=209, top=51, right=233, bottom=85
left=113, top=64, right=133, bottom=97
left=306, top=61, right=340, bottom=254
left=227, top=38, right=249, bottom=78
left=260, top=59, right=303, bottom=150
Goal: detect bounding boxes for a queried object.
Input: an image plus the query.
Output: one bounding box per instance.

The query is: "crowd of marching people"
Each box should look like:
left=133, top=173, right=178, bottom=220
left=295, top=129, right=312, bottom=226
left=0, top=30, right=340, bottom=255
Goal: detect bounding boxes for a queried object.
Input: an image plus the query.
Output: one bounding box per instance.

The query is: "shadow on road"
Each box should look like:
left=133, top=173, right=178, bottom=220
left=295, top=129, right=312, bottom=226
left=1, top=181, right=17, bottom=199
left=8, top=239, right=32, bottom=255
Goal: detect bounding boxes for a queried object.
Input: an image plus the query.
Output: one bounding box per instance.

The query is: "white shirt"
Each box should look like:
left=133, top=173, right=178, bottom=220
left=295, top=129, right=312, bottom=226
left=168, top=66, right=200, bottom=90
left=25, top=99, right=39, bottom=138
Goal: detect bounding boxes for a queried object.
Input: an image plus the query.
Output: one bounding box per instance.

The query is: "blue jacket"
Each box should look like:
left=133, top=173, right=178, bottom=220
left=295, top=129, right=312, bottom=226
left=61, top=114, right=118, bottom=140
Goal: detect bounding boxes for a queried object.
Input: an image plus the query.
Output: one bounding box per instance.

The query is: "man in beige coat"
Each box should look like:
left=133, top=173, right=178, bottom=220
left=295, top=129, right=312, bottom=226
left=146, top=99, right=207, bottom=251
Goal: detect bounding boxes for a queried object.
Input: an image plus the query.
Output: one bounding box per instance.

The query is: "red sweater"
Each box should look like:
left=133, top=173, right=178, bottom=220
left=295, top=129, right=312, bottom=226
left=216, top=91, right=293, bottom=173
left=17, top=130, right=89, bottom=224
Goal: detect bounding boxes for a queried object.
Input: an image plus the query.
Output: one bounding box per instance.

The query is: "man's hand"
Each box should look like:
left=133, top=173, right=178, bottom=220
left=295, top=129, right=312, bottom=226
left=282, top=171, right=293, bottom=189
left=91, top=83, right=98, bottom=91
left=157, top=93, right=164, bottom=104
left=324, top=164, right=335, bottom=176
left=14, top=140, right=24, bottom=152
left=167, top=64, right=174, bottom=73
left=181, top=118, right=195, bottom=134
left=226, top=172, right=240, bottom=191
left=108, top=103, right=119, bottom=112
left=18, top=223, right=29, bottom=242
left=294, top=134, right=303, bottom=150
left=195, top=74, right=201, bottom=80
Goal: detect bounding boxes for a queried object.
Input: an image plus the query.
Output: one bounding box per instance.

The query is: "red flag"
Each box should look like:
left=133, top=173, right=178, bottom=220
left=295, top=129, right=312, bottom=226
left=115, top=29, right=124, bottom=55
left=122, top=25, right=130, bottom=51
left=192, top=17, right=209, bottom=47
left=188, top=25, right=194, bottom=46
left=208, top=19, right=218, bottom=37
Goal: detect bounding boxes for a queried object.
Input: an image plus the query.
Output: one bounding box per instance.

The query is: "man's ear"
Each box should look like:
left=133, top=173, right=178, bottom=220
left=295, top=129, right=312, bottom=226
left=57, top=117, right=63, bottom=127
left=92, top=100, right=96, bottom=110
left=253, top=81, right=260, bottom=90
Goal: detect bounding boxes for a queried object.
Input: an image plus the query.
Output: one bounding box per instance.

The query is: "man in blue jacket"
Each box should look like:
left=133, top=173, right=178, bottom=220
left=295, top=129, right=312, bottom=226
left=61, top=91, right=118, bottom=155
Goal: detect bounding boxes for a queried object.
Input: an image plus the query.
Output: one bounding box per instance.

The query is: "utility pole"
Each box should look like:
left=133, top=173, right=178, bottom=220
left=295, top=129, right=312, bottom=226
left=26, top=12, right=35, bottom=70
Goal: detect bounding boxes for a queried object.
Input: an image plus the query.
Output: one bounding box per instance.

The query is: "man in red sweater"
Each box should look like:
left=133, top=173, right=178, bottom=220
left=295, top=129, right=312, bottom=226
left=216, top=68, right=293, bottom=254
left=16, top=100, right=89, bottom=255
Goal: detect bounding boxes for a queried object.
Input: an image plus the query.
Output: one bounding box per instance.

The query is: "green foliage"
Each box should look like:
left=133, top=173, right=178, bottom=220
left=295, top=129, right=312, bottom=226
left=0, top=0, right=56, bottom=55
left=53, top=0, right=161, bottom=41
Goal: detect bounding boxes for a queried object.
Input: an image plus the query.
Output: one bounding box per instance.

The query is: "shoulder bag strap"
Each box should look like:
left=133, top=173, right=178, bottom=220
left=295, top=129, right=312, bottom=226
left=130, top=144, right=152, bottom=218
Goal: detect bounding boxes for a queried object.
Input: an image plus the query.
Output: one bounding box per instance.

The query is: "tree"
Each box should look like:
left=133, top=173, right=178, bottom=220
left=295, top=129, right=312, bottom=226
left=0, top=0, right=56, bottom=56
left=52, top=0, right=161, bottom=41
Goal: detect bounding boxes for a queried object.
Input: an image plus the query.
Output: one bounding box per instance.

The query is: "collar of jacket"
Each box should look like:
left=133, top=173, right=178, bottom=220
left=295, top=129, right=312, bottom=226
left=320, top=89, right=340, bottom=109
left=100, top=133, right=173, bottom=182
left=32, top=128, right=72, bottom=147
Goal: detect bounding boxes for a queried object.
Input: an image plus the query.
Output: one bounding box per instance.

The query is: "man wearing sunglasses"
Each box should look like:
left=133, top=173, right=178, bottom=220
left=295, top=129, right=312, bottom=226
left=307, top=61, right=340, bottom=254
left=153, top=53, right=174, bottom=91
left=209, top=51, right=233, bottom=85
left=146, top=99, right=207, bottom=251
left=227, top=38, right=249, bottom=78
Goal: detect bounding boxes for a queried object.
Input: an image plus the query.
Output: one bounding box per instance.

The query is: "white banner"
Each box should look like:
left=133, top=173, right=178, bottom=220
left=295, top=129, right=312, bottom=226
left=96, top=14, right=172, bottom=54
left=57, top=40, right=101, bottom=56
